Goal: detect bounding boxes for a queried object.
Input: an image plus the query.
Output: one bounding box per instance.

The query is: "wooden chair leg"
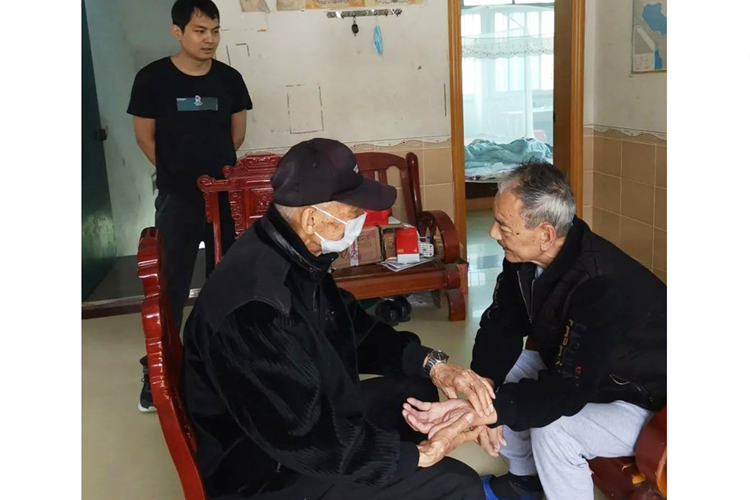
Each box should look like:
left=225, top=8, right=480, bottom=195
left=446, top=288, right=466, bottom=321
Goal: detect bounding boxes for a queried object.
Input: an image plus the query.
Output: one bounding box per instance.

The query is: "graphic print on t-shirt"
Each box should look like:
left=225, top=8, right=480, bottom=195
left=176, top=95, right=219, bottom=111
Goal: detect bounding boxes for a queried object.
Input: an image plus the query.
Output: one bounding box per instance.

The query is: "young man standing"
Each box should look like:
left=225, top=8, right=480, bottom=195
left=128, top=0, right=253, bottom=412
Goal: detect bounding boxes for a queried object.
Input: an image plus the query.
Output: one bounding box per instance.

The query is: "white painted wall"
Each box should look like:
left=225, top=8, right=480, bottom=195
left=584, top=0, right=666, bottom=133
left=86, top=0, right=451, bottom=256
left=583, top=0, right=597, bottom=126
left=214, top=0, right=450, bottom=150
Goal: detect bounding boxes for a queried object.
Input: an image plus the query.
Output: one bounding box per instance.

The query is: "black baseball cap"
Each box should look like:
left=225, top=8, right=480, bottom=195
left=271, top=138, right=397, bottom=211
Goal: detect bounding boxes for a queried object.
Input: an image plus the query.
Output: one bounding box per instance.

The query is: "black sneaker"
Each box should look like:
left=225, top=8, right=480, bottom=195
left=138, top=357, right=156, bottom=413
left=480, top=473, right=544, bottom=500
left=375, top=299, right=400, bottom=326
left=393, top=296, right=412, bottom=323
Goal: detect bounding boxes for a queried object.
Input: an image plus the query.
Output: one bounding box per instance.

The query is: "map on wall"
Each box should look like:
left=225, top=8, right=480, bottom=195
left=632, top=0, right=667, bottom=73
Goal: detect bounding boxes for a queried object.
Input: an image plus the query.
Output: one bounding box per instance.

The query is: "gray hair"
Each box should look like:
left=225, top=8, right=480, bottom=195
left=496, top=161, right=576, bottom=237
left=275, top=201, right=338, bottom=224
left=274, top=204, right=302, bottom=224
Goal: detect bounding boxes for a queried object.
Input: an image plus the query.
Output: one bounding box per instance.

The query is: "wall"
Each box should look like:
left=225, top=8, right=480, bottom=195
left=582, top=0, right=666, bottom=283
left=216, top=0, right=455, bottom=223
left=589, top=0, right=666, bottom=133
left=85, top=0, right=456, bottom=255
left=84, top=0, right=175, bottom=257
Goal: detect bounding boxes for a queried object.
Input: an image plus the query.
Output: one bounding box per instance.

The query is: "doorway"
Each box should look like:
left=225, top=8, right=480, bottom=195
left=448, top=0, right=585, bottom=270
left=82, top=0, right=116, bottom=299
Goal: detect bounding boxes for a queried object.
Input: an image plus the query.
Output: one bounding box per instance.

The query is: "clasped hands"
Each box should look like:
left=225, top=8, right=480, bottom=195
left=401, top=364, right=506, bottom=467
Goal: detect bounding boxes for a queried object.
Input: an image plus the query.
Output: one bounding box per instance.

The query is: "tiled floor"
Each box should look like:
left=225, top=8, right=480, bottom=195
left=82, top=210, right=605, bottom=500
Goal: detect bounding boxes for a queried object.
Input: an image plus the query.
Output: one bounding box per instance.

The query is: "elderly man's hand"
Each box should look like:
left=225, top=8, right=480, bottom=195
left=402, top=398, right=472, bottom=435
left=416, top=411, right=483, bottom=468
left=429, top=363, right=496, bottom=416
left=403, top=397, right=498, bottom=438
left=476, top=425, right=506, bottom=458
left=425, top=404, right=497, bottom=439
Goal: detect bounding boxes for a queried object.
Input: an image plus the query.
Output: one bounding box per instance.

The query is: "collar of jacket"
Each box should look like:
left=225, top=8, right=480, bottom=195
left=510, top=216, right=586, bottom=279
left=509, top=217, right=587, bottom=317
left=533, top=216, right=586, bottom=283
left=196, top=204, right=338, bottom=332
left=260, top=203, right=338, bottom=282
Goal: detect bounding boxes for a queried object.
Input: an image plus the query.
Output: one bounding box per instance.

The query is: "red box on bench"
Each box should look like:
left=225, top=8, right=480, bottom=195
left=364, top=209, right=390, bottom=227
left=396, top=227, right=420, bottom=264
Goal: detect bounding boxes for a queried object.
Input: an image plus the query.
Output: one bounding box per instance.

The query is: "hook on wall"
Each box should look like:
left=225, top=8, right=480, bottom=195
left=326, top=8, right=402, bottom=19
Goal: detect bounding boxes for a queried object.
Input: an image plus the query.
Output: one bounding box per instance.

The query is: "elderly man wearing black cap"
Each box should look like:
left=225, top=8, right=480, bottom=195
left=181, top=138, right=495, bottom=500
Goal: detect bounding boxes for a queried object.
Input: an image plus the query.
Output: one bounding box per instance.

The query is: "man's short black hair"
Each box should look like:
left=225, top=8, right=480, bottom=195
left=171, top=0, right=220, bottom=32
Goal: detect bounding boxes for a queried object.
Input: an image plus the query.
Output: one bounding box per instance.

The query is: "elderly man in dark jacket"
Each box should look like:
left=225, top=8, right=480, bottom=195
left=181, top=138, right=497, bottom=500
left=403, top=162, right=666, bottom=500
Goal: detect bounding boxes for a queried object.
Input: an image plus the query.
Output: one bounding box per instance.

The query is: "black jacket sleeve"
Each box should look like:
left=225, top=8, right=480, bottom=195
left=492, top=276, right=627, bottom=430
left=470, top=269, right=531, bottom=387
left=342, top=291, right=432, bottom=378
left=202, top=302, right=418, bottom=486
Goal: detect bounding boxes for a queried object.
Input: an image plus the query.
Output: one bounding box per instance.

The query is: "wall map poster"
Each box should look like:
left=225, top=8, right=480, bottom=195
left=632, top=0, right=667, bottom=73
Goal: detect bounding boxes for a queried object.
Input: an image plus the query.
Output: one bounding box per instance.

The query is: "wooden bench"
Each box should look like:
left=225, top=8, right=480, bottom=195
left=589, top=406, right=667, bottom=499
left=198, top=151, right=467, bottom=321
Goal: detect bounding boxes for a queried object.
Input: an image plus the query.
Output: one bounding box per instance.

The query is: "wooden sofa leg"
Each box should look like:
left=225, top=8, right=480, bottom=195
left=446, top=289, right=466, bottom=322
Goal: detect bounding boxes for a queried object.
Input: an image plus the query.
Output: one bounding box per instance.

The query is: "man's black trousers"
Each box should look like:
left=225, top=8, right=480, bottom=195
left=236, top=376, right=484, bottom=500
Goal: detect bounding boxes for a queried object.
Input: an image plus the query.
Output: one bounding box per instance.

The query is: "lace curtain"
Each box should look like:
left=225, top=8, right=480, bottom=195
left=462, top=32, right=553, bottom=60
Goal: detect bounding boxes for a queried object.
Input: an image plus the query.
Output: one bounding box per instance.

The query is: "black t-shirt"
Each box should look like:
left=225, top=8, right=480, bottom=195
left=127, top=57, right=252, bottom=194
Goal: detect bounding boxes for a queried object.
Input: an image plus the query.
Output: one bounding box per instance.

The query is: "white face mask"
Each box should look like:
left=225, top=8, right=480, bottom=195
left=313, top=205, right=366, bottom=253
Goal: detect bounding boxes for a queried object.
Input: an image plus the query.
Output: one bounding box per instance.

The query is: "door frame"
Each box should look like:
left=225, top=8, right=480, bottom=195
left=448, top=0, right=586, bottom=254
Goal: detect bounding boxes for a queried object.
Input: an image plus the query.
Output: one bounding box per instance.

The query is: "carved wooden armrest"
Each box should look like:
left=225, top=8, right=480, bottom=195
left=635, top=406, right=667, bottom=497
left=417, top=210, right=460, bottom=264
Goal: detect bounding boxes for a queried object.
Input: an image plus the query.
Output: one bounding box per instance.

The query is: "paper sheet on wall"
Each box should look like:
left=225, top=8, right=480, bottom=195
left=240, top=0, right=270, bottom=12
left=276, top=0, right=305, bottom=9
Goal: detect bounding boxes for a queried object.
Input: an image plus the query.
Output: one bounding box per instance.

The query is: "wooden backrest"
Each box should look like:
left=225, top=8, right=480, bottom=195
left=352, top=152, right=423, bottom=226
left=198, top=151, right=423, bottom=265
left=198, top=155, right=280, bottom=266
left=137, top=227, right=206, bottom=500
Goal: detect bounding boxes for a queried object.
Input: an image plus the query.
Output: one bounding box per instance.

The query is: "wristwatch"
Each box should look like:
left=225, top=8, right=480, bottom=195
left=424, top=349, right=449, bottom=377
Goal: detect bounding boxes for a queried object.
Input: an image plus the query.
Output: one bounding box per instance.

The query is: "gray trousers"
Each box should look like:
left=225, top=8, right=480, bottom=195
left=500, top=350, right=653, bottom=500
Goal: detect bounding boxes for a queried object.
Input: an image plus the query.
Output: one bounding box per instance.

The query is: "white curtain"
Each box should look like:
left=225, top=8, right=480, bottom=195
left=462, top=6, right=554, bottom=146
left=462, top=32, right=553, bottom=59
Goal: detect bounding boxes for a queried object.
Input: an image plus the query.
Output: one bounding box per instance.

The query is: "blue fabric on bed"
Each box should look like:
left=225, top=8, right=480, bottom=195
left=464, top=138, right=552, bottom=168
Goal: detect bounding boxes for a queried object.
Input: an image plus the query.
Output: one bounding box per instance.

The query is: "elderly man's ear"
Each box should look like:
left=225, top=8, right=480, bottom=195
left=299, top=207, right=318, bottom=235
left=539, top=223, right=558, bottom=252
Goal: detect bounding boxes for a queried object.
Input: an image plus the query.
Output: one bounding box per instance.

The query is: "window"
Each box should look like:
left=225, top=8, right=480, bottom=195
left=462, top=14, right=482, bottom=95
left=486, top=9, right=553, bottom=92
left=462, top=4, right=555, bottom=144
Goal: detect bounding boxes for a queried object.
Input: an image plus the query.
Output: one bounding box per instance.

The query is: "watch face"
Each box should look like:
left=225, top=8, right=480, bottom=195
left=433, top=350, right=449, bottom=362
